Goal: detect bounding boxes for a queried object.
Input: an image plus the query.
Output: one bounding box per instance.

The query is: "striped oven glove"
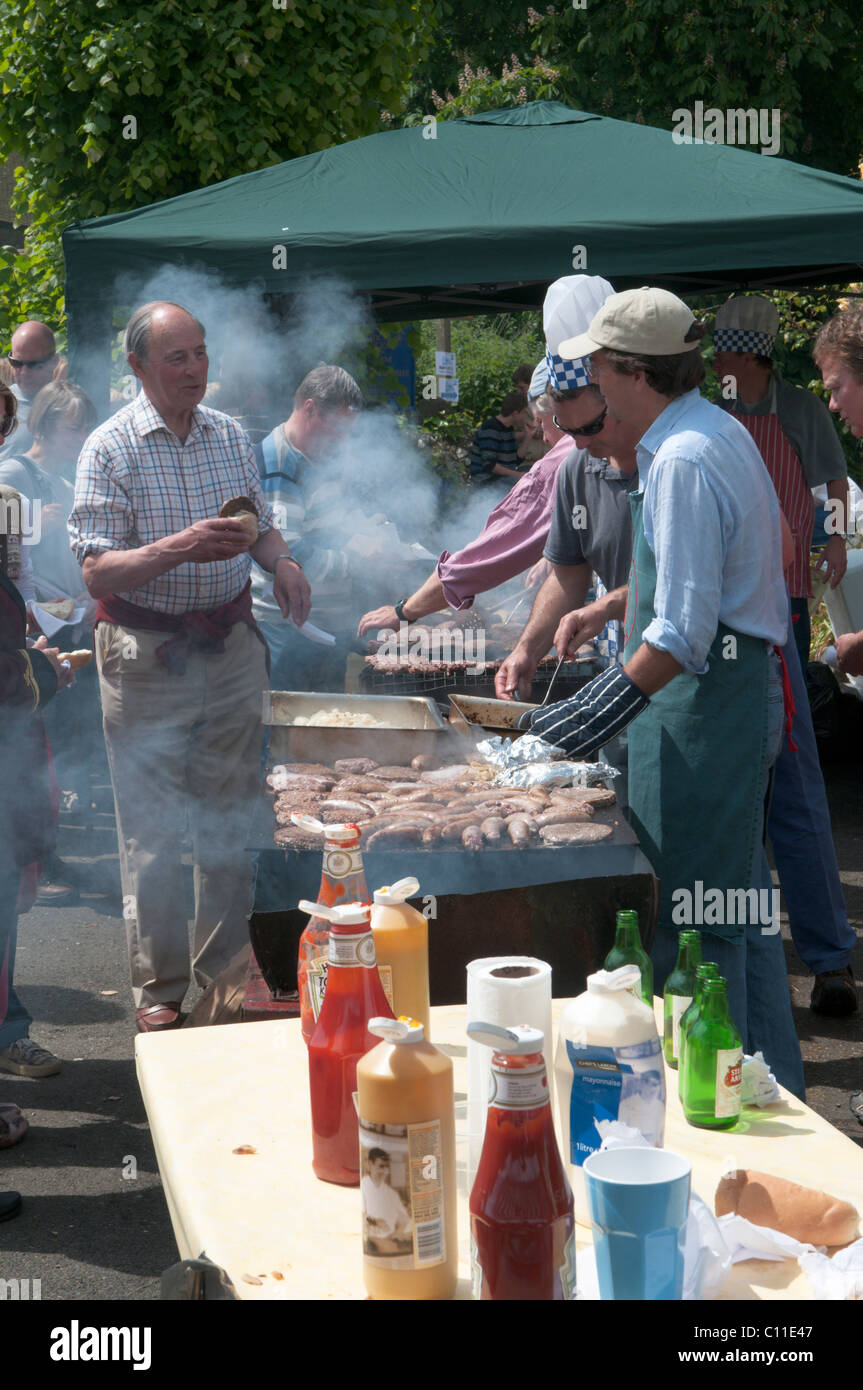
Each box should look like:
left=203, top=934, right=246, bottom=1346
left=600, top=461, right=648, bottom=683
left=517, top=662, right=650, bottom=758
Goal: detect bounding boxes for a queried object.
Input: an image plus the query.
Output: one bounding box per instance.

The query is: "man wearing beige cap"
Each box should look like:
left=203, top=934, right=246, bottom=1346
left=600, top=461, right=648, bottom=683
left=521, top=286, right=804, bottom=1097
left=713, top=293, right=848, bottom=674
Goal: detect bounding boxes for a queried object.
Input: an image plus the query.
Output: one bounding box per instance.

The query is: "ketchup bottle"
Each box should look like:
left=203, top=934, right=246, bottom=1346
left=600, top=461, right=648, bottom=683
left=293, top=817, right=370, bottom=1044
left=305, top=900, right=395, bottom=1186
left=469, top=1022, right=576, bottom=1300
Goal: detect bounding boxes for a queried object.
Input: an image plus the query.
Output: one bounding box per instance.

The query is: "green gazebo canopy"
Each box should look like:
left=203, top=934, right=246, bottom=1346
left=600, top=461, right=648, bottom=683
left=63, top=100, right=863, bottom=388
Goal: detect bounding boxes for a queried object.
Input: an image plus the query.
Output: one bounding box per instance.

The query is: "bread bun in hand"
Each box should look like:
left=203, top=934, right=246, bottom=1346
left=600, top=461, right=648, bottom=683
left=56, top=649, right=92, bottom=670
left=715, top=1168, right=859, bottom=1246
left=219, top=496, right=259, bottom=543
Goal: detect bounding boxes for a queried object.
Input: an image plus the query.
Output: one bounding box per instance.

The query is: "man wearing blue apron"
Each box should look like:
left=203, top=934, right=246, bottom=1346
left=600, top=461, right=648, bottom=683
left=523, top=287, right=805, bottom=1100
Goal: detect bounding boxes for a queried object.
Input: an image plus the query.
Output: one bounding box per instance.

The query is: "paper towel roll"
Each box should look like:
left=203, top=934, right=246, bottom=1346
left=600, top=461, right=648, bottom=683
left=466, top=956, right=553, bottom=1176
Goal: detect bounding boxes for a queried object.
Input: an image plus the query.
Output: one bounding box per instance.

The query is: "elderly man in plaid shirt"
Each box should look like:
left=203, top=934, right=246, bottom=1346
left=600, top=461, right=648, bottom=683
left=69, top=301, right=311, bottom=1032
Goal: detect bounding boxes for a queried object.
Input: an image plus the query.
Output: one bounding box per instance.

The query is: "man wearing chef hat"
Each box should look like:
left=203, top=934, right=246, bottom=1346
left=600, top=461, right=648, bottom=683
left=357, top=276, right=616, bottom=636
left=713, top=294, right=848, bottom=674
left=520, top=286, right=805, bottom=1097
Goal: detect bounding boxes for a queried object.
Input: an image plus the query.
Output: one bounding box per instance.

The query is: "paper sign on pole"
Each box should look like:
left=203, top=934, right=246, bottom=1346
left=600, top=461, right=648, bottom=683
left=438, top=376, right=459, bottom=403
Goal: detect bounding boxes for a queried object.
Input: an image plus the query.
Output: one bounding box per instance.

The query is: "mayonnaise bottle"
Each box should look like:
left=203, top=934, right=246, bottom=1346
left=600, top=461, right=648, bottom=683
left=554, top=965, right=666, bottom=1225
left=356, top=1017, right=458, bottom=1300
left=370, top=878, right=430, bottom=1035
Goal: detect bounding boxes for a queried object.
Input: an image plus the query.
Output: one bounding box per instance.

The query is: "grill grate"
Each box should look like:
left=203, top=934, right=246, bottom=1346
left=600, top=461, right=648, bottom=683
left=359, top=657, right=601, bottom=699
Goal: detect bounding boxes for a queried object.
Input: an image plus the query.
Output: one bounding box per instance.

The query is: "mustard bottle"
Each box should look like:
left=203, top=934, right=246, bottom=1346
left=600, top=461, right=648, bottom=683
left=370, top=877, right=430, bottom=1035
left=357, top=1016, right=458, bottom=1300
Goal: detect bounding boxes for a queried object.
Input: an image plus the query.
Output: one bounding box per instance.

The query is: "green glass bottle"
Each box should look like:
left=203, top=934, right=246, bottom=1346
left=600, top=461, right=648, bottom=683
left=676, top=961, right=720, bottom=1097
left=681, top=977, right=743, bottom=1130
left=603, top=910, right=653, bottom=1007
left=663, top=930, right=702, bottom=1069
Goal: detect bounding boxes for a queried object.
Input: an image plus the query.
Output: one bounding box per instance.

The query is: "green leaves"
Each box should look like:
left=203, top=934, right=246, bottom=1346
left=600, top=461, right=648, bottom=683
left=0, top=0, right=436, bottom=332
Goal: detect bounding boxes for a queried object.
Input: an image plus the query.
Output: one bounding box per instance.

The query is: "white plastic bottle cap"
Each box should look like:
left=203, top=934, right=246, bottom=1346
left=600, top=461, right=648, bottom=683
left=368, top=1016, right=425, bottom=1044
left=329, top=901, right=371, bottom=926
left=298, top=899, right=370, bottom=926
left=298, top=898, right=335, bottom=920
left=587, top=965, right=642, bottom=994
left=373, top=877, right=421, bottom=906
left=291, top=814, right=325, bottom=834
left=467, top=1021, right=545, bottom=1053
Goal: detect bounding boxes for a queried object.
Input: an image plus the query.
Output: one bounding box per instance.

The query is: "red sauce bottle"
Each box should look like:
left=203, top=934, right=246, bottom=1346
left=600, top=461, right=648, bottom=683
left=294, top=819, right=370, bottom=1044
left=307, top=901, right=395, bottom=1186
left=469, top=1022, right=576, bottom=1300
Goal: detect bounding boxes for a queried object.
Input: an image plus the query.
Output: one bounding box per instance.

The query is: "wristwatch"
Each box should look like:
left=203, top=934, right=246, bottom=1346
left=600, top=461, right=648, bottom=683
left=274, top=553, right=302, bottom=571
left=394, top=597, right=412, bottom=622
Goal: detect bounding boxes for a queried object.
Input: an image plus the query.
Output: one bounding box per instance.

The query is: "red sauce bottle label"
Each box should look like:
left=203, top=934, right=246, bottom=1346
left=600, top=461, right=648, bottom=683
left=488, top=1060, right=549, bottom=1110
left=329, top=931, right=377, bottom=968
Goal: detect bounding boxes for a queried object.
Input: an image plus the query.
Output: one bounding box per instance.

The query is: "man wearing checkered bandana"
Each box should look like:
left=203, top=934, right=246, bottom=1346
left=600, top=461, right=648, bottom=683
left=714, top=293, right=857, bottom=1019
left=713, top=293, right=848, bottom=674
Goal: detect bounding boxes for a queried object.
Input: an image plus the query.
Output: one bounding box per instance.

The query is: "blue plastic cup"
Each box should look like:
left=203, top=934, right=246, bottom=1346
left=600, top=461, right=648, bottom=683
left=583, top=1147, right=691, bottom=1300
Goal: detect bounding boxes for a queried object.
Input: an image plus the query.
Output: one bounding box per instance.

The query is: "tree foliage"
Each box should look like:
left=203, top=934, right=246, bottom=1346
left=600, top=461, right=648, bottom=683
left=405, top=0, right=863, bottom=177
left=416, top=313, right=545, bottom=446
left=534, top=0, right=863, bottom=175
left=0, top=0, right=433, bottom=339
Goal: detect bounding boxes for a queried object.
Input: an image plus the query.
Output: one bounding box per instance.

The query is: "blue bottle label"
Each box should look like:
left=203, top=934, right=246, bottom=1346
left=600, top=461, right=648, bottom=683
left=566, top=1036, right=665, bottom=1165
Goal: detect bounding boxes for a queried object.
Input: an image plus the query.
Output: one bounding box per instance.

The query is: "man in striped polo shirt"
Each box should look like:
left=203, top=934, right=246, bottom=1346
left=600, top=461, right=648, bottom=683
left=468, top=391, right=530, bottom=487
left=251, top=364, right=363, bottom=691
left=70, top=301, right=311, bottom=1032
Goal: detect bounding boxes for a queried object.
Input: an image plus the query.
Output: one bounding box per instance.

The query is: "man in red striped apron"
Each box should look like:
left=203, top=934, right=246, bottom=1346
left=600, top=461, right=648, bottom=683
left=712, top=294, right=848, bottom=674
left=714, top=295, right=856, bottom=1018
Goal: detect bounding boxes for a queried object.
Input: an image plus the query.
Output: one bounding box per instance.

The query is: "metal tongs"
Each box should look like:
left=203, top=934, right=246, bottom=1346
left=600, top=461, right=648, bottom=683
left=536, top=650, right=567, bottom=708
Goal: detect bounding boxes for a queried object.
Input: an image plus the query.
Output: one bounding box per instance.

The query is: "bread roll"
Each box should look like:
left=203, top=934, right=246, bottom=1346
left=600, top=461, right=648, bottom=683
left=56, top=649, right=92, bottom=670
left=715, top=1168, right=859, bottom=1246
left=219, top=496, right=258, bottom=543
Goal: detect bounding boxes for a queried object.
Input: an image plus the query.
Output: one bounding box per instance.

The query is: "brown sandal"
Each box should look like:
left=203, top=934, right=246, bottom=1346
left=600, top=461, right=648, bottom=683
left=136, top=1003, right=183, bottom=1034
left=0, top=1103, right=28, bottom=1150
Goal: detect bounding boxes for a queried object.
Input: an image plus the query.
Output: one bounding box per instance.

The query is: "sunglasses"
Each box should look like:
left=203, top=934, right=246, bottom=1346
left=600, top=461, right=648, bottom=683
left=553, top=405, right=608, bottom=439
left=8, top=354, right=55, bottom=370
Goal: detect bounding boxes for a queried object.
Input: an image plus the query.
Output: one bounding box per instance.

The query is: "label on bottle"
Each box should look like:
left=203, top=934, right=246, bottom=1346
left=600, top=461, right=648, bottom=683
left=488, top=1060, right=549, bottom=1110
left=359, top=1117, right=446, bottom=1269
left=472, top=1218, right=576, bottom=1301
left=327, top=931, right=377, bottom=968
left=377, top=964, right=394, bottom=1011
left=566, top=1035, right=665, bottom=1165
left=714, top=1047, right=743, bottom=1118
left=671, top=994, right=693, bottom=1061
left=308, top=958, right=328, bottom=1021
left=323, top=845, right=363, bottom=877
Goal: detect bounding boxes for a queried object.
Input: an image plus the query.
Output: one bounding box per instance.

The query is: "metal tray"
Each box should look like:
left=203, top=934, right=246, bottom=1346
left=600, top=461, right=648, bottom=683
left=263, top=690, right=456, bottom=764
left=448, top=692, right=536, bottom=737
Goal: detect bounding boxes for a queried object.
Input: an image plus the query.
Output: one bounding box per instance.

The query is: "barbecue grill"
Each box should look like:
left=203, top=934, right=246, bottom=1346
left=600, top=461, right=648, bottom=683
left=359, top=653, right=601, bottom=704
left=249, top=792, right=658, bottom=1004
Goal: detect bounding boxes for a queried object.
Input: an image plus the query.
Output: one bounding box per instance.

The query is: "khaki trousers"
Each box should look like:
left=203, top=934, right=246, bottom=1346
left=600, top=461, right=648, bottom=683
left=96, top=620, right=267, bottom=1009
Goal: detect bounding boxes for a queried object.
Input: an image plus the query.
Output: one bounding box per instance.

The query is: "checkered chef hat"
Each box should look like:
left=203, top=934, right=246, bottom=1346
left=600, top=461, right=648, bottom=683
left=543, top=275, right=615, bottom=390
left=714, top=294, right=779, bottom=356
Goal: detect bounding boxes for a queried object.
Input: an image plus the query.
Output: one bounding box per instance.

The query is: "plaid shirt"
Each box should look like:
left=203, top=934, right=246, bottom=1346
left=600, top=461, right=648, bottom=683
left=69, top=394, right=274, bottom=615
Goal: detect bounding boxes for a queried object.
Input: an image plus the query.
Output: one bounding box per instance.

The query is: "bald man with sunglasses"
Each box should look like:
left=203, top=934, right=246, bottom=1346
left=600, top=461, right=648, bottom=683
left=0, top=322, right=59, bottom=464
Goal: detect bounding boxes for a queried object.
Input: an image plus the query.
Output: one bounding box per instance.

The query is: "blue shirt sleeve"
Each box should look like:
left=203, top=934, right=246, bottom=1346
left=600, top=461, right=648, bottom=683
left=640, top=454, right=726, bottom=675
